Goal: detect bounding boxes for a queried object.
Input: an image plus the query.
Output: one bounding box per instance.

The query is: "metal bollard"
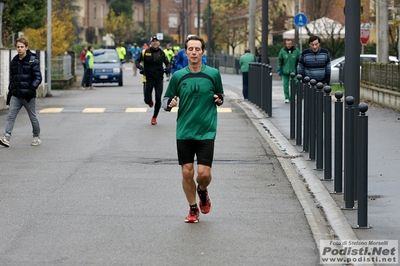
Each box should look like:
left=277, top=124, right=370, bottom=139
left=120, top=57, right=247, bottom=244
left=290, top=72, right=296, bottom=139
left=248, top=63, right=255, bottom=102
left=315, top=82, right=324, bottom=170
left=296, top=74, right=303, bottom=145
left=260, top=64, right=267, bottom=111
left=266, top=65, right=273, bottom=117
left=323, top=86, right=332, bottom=180
left=255, top=63, right=262, bottom=108
left=333, top=92, right=344, bottom=193
left=357, top=102, right=370, bottom=228
left=309, top=79, right=317, bottom=160
left=343, top=96, right=355, bottom=209
left=303, top=76, right=311, bottom=152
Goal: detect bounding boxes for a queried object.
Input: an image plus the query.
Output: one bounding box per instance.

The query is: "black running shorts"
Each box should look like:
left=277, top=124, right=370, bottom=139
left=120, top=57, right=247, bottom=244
left=176, top=139, right=215, bottom=167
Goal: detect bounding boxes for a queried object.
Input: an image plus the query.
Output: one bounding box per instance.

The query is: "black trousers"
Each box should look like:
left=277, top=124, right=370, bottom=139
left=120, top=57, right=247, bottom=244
left=144, top=79, right=163, bottom=118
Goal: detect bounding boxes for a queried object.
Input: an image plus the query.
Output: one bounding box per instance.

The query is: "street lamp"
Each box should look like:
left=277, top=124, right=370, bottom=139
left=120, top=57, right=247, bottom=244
left=0, top=2, right=4, bottom=48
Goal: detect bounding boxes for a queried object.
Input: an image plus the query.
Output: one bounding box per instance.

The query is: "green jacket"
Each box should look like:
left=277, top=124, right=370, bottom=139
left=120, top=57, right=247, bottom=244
left=277, top=46, right=300, bottom=75
left=239, top=52, right=256, bottom=73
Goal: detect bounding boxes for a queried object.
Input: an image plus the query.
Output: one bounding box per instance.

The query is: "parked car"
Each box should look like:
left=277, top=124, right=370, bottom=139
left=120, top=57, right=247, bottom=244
left=92, top=49, right=123, bottom=86
left=330, top=54, right=399, bottom=84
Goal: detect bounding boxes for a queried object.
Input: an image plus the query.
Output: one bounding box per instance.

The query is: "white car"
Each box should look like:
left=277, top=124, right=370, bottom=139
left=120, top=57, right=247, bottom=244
left=330, top=54, right=399, bottom=84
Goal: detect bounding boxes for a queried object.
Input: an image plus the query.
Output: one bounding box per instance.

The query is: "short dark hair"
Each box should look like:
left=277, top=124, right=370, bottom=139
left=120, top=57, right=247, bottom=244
left=244, top=48, right=250, bottom=53
left=308, top=35, right=321, bottom=44
left=185, top=35, right=205, bottom=51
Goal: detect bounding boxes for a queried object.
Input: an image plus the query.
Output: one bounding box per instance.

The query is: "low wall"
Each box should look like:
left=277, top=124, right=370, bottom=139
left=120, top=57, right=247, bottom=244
left=360, top=84, right=400, bottom=111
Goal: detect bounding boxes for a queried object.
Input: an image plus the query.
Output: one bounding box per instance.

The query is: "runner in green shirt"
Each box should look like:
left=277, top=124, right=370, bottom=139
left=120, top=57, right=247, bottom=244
left=162, top=35, right=224, bottom=223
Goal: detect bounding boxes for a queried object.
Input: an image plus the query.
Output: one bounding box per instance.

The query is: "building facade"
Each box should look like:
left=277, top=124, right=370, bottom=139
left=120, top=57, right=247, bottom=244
left=76, top=0, right=145, bottom=45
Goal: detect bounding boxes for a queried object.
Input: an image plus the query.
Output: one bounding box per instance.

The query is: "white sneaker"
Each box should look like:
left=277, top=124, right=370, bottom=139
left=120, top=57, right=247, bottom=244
left=0, top=136, right=10, bottom=147
left=80, top=86, right=85, bottom=90
left=285, top=99, right=290, bottom=103
left=31, top=136, right=41, bottom=146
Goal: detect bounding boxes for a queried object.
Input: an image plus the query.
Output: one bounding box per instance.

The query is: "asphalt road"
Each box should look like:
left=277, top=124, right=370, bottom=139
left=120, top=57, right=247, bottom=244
left=0, top=66, right=321, bottom=265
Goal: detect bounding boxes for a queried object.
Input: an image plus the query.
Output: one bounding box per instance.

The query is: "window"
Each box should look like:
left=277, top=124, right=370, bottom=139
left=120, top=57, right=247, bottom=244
left=93, top=3, right=97, bottom=19
left=169, top=14, right=178, bottom=28
left=194, top=15, right=203, bottom=29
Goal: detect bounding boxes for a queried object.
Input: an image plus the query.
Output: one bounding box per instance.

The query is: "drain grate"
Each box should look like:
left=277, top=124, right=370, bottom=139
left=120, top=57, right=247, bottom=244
left=368, top=195, right=382, bottom=200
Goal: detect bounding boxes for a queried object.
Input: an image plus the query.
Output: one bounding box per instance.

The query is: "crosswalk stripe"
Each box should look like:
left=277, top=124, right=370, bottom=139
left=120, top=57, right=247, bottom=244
left=38, top=107, right=233, bottom=113
left=82, top=108, right=106, bottom=113
left=125, top=108, right=148, bottom=112
left=39, top=108, right=64, bottom=113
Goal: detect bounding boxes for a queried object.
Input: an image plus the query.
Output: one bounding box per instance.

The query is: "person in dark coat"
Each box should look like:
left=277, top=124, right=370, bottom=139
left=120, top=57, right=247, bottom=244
left=0, top=37, right=42, bottom=148
left=135, top=36, right=171, bottom=125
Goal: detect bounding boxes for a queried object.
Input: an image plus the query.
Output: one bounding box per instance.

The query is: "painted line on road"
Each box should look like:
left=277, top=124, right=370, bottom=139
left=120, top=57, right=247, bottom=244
left=39, top=107, right=233, bottom=113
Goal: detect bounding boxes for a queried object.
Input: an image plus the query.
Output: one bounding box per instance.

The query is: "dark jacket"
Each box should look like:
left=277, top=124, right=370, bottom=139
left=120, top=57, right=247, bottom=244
left=8, top=50, right=42, bottom=104
left=135, top=47, right=170, bottom=81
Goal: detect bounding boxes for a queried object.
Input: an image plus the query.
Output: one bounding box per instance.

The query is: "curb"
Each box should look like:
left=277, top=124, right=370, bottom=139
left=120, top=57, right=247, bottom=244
left=235, top=99, right=362, bottom=263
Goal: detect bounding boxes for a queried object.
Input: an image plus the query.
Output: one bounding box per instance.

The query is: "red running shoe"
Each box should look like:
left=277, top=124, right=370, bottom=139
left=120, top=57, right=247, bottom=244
left=151, top=118, right=157, bottom=125
left=198, top=187, right=211, bottom=214
left=185, top=206, right=199, bottom=223
left=148, top=101, right=154, bottom=108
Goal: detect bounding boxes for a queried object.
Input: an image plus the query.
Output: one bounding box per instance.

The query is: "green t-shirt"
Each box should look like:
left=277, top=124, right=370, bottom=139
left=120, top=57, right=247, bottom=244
left=164, top=65, right=224, bottom=140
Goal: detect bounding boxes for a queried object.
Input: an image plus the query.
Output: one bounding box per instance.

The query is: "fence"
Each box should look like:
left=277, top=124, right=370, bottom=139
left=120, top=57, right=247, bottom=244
left=51, top=55, right=73, bottom=80
left=361, top=62, right=400, bottom=92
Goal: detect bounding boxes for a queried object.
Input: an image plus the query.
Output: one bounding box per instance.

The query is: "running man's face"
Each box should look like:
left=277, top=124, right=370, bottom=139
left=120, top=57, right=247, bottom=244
left=185, top=40, right=204, bottom=65
left=151, top=40, right=160, bottom=49
left=16, top=42, right=28, bottom=58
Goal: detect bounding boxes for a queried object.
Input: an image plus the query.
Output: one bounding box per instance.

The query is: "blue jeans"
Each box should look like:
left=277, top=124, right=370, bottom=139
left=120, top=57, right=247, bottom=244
left=4, top=96, right=40, bottom=139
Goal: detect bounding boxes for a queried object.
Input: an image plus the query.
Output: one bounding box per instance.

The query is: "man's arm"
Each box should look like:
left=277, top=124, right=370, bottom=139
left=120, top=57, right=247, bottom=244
left=31, top=58, right=42, bottom=89
left=297, top=52, right=305, bottom=77
left=324, top=56, right=331, bottom=85
left=135, top=50, right=144, bottom=70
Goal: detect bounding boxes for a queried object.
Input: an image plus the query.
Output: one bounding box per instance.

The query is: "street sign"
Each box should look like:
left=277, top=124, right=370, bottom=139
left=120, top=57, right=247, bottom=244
left=156, top=33, right=164, bottom=40
left=294, top=13, right=308, bottom=27
left=360, top=29, right=370, bottom=45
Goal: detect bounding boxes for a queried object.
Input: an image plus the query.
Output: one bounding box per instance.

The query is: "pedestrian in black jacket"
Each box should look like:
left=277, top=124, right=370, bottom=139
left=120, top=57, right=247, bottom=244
left=0, top=37, right=42, bottom=148
left=135, top=36, right=170, bottom=125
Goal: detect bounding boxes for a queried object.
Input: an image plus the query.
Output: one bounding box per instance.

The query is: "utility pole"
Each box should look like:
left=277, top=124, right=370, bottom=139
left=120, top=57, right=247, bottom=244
left=207, top=0, right=211, bottom=56
left=376, top=0, right=389, bottom=63
left=197, top=0, right=200, bottom=36
left=294, top=0, right=299, bottom=47
left=249, top=0, right=256, bottom=54
left=182, top=0, right=186, bottom=47
left=261, top=0, right=268, bottom=63
left=158, top=0, right=161, bottom=33
left=148, top=0, right=151, bottom=38
left=47, top=0, right=52, bottom=96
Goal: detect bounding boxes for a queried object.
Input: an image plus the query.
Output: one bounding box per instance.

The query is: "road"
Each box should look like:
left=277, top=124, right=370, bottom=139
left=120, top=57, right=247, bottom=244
left=0, top=66, right=321, bottom=265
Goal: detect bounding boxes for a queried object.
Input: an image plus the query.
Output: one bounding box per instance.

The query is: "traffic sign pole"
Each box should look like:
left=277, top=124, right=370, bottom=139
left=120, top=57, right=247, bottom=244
left=294, top=13, right=308, bottom=51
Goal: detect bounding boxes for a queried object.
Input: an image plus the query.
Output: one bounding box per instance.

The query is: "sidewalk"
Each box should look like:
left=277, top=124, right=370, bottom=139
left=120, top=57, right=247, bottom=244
left=222, top=73, right=400, bottom=256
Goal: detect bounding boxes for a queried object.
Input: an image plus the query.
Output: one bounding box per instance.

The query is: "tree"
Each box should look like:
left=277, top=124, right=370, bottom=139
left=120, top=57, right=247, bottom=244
left=104, top=10, right=135, bottom=45
left=23, top=0, right=75, bottom=56
left=2, top=0, right=46, bottom=47
left=215, top=0, right=249, bottom=55
left=109, top=0, right=134, bottom=17
left=302, top=0, right=345, bottom=58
